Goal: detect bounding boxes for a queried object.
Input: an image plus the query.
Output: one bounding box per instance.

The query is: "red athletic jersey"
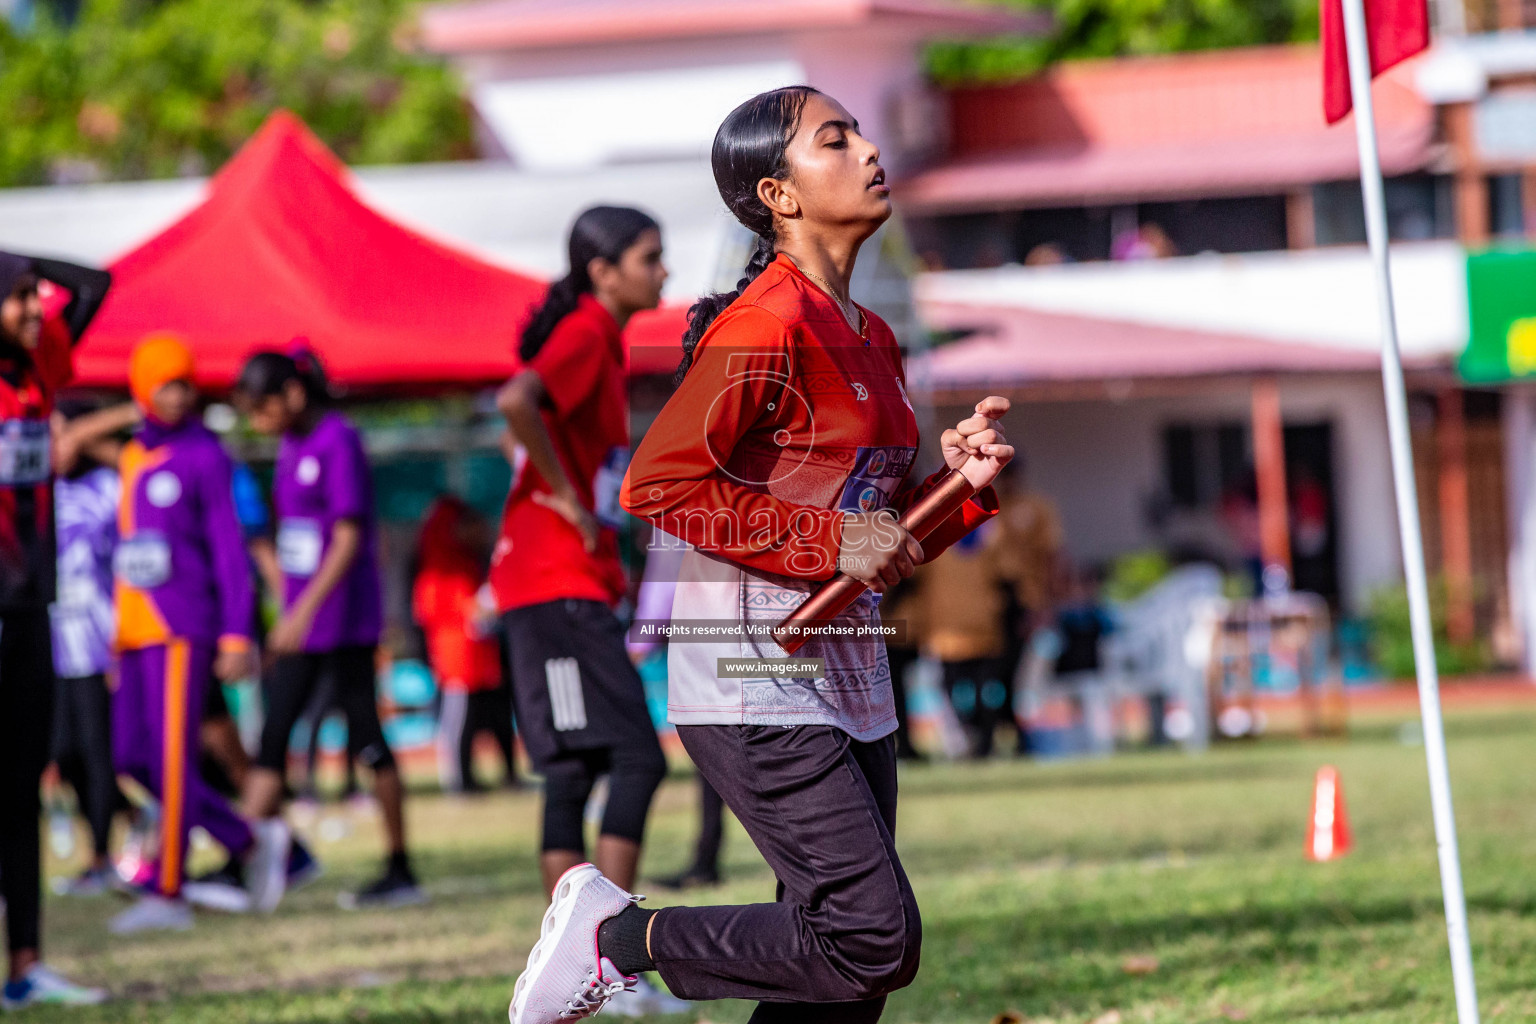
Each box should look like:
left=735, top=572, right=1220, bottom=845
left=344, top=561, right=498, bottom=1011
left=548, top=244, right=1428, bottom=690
left=490, top=294, right=629, bottom=612
left=621, top=255, right=998, bottom=739
left=623, top=254, right=996, bottom=582
left=0, top=315, right=73, bottom=611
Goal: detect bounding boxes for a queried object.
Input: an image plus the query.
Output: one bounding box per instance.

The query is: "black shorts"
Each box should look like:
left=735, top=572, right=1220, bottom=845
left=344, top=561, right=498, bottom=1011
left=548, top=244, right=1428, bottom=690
left=502, top=598, right=657, bottom=771
left=256, top=645, right=395, bottom=773
left=202, top=674, right=230, bottom=722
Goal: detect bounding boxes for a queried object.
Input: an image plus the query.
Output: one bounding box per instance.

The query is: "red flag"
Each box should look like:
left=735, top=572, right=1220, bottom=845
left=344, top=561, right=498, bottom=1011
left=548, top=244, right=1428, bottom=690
left=1321, top=0, right=1430, bottom=124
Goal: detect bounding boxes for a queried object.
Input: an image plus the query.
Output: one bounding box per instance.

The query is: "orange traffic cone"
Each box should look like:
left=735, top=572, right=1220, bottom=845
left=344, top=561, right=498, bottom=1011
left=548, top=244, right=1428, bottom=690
left=1306, top=765, right=1352, bottom=861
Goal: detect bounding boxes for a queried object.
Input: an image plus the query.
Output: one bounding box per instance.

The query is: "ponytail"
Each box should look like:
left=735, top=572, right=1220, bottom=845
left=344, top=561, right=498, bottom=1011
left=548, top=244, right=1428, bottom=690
left=519, top=275, right=582, bottom=363
left=672, top=85, right=817, bottom=385
left=520, top=205, right=659, bottom=363
left=674, top=234, right=776, bottom=386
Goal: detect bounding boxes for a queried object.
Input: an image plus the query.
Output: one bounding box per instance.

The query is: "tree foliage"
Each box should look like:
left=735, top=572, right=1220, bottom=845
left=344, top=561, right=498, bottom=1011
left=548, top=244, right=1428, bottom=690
left=927, top=0, right=1321, bottom=84
left=0, top=0, right=474, bottom=187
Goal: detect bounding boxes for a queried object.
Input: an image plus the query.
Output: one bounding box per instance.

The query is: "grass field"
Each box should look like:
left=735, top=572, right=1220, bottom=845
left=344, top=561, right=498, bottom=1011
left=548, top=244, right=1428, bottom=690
left=24, top=699, right=1536, bottom=1023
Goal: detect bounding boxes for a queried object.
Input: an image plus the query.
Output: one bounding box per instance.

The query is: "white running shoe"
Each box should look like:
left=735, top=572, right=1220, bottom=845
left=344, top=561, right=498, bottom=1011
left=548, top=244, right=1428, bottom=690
left=509, top=863, right=642, bottom=1024
left=183, top=865, right=253, bottom=914
left=107, top=894, right=194, bottom=935
left=603, top=976, right=690, bottom=1017
left=246, top=819, right=292, bottom=914
left=0, top=964, right=107, bottom=1009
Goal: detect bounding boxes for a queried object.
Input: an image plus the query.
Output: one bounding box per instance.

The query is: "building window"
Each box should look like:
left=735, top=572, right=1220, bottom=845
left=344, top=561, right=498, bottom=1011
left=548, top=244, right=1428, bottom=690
left=1162, top=423, right=1249, bottom=509
left=913, top=193, right=1291, bottom=270
left=1136, top=196, right=1288, bottom=256
left=1311, top=174, right=1455, bottom=246
left=1489, top=173, right=1525, bottom=238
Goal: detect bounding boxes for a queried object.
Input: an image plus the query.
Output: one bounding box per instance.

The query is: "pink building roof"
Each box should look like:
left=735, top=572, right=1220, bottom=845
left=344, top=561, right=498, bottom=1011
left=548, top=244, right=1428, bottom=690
left=900, top=46, right=1437, bottom=212
left=912, top=300, right=1442, bottom=395
left=420, top=0, right=1043, bottom=52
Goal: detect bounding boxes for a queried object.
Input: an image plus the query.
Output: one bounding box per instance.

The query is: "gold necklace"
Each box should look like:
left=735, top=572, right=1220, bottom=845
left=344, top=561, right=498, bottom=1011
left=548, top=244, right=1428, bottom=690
left=794, top=261, right=866, bottom=338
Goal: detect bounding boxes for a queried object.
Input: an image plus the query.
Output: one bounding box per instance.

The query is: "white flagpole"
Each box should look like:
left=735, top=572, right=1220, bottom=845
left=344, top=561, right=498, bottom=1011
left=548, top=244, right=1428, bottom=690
left=1337, top=1, right=1480, bottom=1020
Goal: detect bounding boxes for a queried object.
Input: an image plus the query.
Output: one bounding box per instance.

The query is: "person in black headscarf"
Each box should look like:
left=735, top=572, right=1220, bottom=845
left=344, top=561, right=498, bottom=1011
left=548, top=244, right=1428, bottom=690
left=0, top=251, right=112, bottom=1009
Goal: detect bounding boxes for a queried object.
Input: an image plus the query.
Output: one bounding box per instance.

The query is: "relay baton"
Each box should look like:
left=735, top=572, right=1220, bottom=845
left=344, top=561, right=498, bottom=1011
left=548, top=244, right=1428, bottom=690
left=772, top=469, right=975, bottom=654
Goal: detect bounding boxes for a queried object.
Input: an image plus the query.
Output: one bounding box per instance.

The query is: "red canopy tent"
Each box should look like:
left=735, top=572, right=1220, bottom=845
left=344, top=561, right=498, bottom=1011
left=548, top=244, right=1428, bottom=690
left=73, top=110, right=689, bottom=389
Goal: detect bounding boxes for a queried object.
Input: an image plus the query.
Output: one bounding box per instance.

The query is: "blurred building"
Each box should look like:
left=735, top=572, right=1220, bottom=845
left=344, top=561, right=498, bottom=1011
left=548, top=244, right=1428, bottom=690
left=890, top=33, right=1536, bottom=668
left=899, top=47, right=1444, bottom=264
left=417, top=0, right=1046, bottom=175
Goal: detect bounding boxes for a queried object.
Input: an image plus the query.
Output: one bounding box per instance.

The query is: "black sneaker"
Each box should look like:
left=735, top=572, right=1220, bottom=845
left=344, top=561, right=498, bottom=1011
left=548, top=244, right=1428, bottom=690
left=184, top=861, right=252, bottom=913
left=287, top=837, right=323, bottom=890
left=337, top=862, right=426, bottom=910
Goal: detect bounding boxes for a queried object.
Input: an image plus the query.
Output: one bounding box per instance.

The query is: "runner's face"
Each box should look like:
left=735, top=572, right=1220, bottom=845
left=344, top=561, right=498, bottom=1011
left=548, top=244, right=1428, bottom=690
left=774, top=93, right=890, bottom=235
left=152, top=380, right=195, bottom=425
left=0, top=276, right=42, bottom=350
left=241, top=393, right=293, bottom=436
left=592, top=228, right=667, bottom=316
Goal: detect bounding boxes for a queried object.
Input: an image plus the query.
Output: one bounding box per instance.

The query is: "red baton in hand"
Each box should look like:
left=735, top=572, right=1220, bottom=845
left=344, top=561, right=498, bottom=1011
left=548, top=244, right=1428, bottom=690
left=772, top=469, right=976, bottom=654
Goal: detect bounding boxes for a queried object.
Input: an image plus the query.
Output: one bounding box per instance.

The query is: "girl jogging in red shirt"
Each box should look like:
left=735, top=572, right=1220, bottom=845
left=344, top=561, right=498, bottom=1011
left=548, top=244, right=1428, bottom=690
left=507, top=88, right=1013, bottom=1024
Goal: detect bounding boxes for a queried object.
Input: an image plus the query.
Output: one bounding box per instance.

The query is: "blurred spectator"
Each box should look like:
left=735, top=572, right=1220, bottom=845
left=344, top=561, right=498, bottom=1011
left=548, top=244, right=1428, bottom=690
left=414, top=495, right=516, bottom=793
left=1111, top=222, right=1177, bottom=261
left=912, top=525, right=1012, bottom=759
left=1219, top=468, right=1262, bottom=594
left=47, top=396, right=128, bottom=897
left=875, top=575, right=925, bottom=761
left=1023, top=242, right=1068, bottom=266
left=1291, top=465, right=1329, bottom=561
left=991, top=454, right=1063, bottom=622
left=1053, top=563, right=1113, bottom=677
left=992, top=454, right=1064, bottom=747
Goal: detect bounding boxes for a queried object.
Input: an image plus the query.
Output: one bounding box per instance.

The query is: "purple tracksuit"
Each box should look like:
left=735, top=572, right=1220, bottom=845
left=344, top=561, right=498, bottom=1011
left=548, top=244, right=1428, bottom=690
left=273, top=410, right=382, bottom=651
left=114, top=417, right=255, bottom=897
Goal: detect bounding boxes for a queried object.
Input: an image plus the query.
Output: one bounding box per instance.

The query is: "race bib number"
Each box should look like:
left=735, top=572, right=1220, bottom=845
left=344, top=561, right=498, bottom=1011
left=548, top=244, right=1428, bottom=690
left=57, top=575, right=101, bottom=610
left=277, top=519, right=324, bottom=577
left=0, top=419, right=51, bottom=487
left=592, top=446, right=630, bottom=530
left=114, top=534, right=172, bottom=589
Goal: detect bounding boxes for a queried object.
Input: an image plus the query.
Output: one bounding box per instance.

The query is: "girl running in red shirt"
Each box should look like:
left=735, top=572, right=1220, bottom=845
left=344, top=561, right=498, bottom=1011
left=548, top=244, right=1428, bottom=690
left=507, top=88, right=1013, bottom=1024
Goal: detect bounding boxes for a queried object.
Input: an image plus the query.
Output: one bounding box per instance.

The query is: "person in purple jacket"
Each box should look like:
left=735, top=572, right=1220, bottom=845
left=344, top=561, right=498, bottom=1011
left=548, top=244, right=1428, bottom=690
left=99, top=336, right=291, bottom=935
left=48, top=396, right=127, bottom=899
left=234, top=348, right=422, bottom=908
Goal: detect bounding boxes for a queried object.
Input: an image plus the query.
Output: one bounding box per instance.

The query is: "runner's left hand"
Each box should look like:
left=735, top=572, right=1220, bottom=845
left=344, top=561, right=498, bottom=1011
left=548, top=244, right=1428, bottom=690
left=941, top=396, right=1013, bottom=491
left=214, top=647, right=255, bottom=683
left=268, top=610, right=313, bottom=657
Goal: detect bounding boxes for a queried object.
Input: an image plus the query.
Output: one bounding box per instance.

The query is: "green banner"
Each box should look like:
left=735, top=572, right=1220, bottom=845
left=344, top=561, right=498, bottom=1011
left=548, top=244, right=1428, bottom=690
left=1463, top=248, right=1536, bottom=383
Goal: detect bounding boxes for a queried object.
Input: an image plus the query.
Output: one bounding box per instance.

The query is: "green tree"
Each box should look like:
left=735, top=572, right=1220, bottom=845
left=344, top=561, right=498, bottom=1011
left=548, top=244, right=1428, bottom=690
left=927, top=0, right=1321, bottom=84
left=0, top=0, right=473, bottom=187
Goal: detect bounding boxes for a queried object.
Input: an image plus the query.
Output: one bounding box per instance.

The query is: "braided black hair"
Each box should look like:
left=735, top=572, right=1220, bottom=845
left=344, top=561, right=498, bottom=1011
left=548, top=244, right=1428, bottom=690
left=674, top=85, right=818, bottom=385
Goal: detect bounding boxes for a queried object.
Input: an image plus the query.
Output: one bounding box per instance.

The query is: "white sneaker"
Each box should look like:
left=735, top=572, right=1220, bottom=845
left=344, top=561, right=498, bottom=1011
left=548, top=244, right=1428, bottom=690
left=183, top=867, right=253, bottom=914
left=0, top=964, right=107, bottom=1009
left=509, top=863, right=641, bottom=1024
left=604, top=976, right=690, bottom=1017
left=246, top=819, right=291, bottom=914
left=107, top=894, right=194, bottom=935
